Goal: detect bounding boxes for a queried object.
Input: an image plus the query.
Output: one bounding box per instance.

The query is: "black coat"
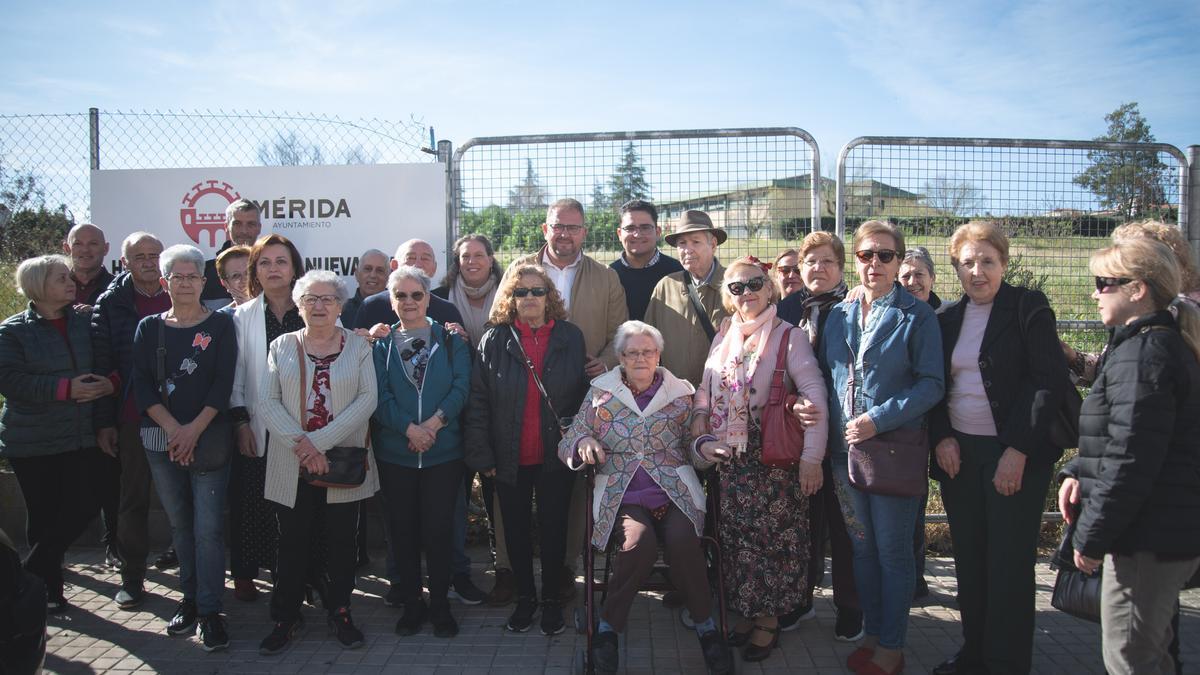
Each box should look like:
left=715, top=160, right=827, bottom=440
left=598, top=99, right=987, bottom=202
left=1062, top=310, right=1200, bottom=559
left=463, top=320, right=588, bottom=486
left=930, top=282, right=1070, bottom=479
left=92, top=272, right=166, bottom=429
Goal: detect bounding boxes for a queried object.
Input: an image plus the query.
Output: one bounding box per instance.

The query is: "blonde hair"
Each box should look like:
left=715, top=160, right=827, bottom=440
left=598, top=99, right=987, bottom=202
left=799, top=231, right=846, bottom=269
left=1111, top=219, right=1200, bottom=294
left=489, top=265, right=569, bottom=326
left=720, top=257, right=779, bottom=315
left=949, top=220, right=1010, bottom=268
left=14, top=254, right=71, bottom=304
left=852, top=220, right=905, bottom=257
left=1090, top=238, right=1200, bottom=362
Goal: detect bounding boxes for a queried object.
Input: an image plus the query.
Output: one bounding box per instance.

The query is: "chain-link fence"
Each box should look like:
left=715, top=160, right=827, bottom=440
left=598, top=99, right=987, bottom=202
left=0, top=109, right=432, bottom=316
left=451, top=128, right=821, bottom=268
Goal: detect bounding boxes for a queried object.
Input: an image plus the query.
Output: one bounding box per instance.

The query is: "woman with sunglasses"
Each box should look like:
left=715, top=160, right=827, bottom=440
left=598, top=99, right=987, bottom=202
left=1058, top=238, right=1200, bottom=674
left=372, top=265, right=472, bottom=638
left=820, top=221, right=944, bottom=675
left=771, top=248, right=804, bottom=299
left=693, top=256, right=829, bottom=663
left=927, top=221, right=1070, bottom=675
left=464, top=265, right=587, bottom=635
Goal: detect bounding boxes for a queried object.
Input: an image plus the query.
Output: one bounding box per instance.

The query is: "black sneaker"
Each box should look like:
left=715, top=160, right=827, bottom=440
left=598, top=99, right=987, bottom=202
left=198, top=613, right=230, bottom=652
left=698, top=629, right=733, bottom=674
left=506, top=596, right=537, bottom=633
left=328, top=607, right=364, bottom=649
left=834, top=607, right=864, bottom=642
left=47, top=596, right=70, bottom=615
left=395, top=598, right=428, bottom=636
left=383, top=584, right=405, bottom=608
left=592, top=629, right=619, bottom=672
left=154, top=547, right=179, bottom=570
left=448, top=574, right=486, bottom=605
left=259, top=616, right=303, bottom=656
left=114, top=580, right=145, bottom=610
left=167, top=599, right=198, bottom=636
left=430, top=603, right=459, bottom=638
left=540, top=600, right=565, bottom=636
left=487, top=568, right=516, bottom=606
left=779, top=602, right=816, bottom=632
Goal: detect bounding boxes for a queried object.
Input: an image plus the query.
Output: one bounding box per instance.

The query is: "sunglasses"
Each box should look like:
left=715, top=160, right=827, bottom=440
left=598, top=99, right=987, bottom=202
left=854, top=249, right=898, bottom=264
left=513, top=287, right=548, bottom=298
left=776, top=265, right=800, bottom=276
left=1095, top=276, right=1134, bottom=293
left=727, top=277, right=767, bottom=296
left=393, top=291, right=426, bottom=302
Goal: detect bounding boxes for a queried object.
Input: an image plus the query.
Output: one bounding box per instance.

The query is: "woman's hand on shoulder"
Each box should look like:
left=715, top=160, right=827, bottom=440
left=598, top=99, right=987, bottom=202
left=843, top=285, right=867, bottom=303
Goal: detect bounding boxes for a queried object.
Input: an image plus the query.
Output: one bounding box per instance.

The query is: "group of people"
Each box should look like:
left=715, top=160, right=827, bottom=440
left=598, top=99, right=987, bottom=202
left=1, top=194, right=1197, bottom=675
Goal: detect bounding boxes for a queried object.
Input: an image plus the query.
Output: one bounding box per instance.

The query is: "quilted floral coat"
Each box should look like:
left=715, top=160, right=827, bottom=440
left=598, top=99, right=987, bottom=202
left=558, top=367, right=708, bottom=549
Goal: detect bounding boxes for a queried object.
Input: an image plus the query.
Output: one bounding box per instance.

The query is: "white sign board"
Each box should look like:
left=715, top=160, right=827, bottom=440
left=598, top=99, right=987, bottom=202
left=90, top=163, right=446, bottom=291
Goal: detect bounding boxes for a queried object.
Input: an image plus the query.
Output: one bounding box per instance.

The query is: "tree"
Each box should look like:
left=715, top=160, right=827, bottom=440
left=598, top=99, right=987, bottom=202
left=507, top=159, right=548, bottom=212
left=607, top=142, right=650, bottom=208
left=590, top=181, right=610, bottom=214
left=1073, top=102, right=1170, bottom=219
left=257, top=131, right=325, bottom=166
left=923, top=177, right=983, bottom=216
left=0, top=154, right=71, bottom=262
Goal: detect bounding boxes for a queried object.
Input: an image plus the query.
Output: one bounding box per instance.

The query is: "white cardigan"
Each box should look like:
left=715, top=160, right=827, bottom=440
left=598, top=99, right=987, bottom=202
left=230, top=294, right=271, bottom=456
left=258, top=329, right=379, bottom=507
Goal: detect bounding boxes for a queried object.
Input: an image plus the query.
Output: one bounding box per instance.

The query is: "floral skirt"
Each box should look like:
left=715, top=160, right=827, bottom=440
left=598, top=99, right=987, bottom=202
left=717, top=426, right=811, bottom=617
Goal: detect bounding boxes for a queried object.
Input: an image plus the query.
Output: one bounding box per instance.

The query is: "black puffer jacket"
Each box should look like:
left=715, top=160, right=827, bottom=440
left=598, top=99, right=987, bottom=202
left=91, top=272, right=159, bottom=429
left=464, top=320, right=588, bottom=486
left=0, top=304, right=98, bottom=457
left=1063, top=310, right=1200, bottom=559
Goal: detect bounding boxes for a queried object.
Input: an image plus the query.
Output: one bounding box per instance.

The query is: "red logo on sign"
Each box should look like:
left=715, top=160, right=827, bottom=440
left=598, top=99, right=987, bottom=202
left=180, top=180, right=241, bottom=247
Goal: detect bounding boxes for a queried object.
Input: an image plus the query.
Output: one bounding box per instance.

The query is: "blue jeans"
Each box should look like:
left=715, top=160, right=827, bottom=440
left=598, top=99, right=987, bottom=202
left=145, top=450, right=230, bottom=615
left=832, top=450, right=920, bottom=650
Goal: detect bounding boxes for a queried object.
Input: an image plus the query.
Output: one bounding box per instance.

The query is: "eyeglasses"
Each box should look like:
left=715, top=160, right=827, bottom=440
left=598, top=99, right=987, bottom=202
left=549, top=224, right=584, bottom=234
left=513, top=287, right=548, bottom=298
left=622, top=349, right=659, bottom=361
left=220, top=272, right=247, bottom=283
left=166, top=273, right=203, bottom=285
left=727, top=277, right=767, bottom=296
left=393, top=291, right=426, bottom=302
left=619, top=224, right=657, bottom=235
left=776, top=265, right=800, bottom=276
left=1095, top=276, right=1134, bottom=293
left=854, top=249, right=898, bottom=264
left=300, top=294, right=340, bottom=307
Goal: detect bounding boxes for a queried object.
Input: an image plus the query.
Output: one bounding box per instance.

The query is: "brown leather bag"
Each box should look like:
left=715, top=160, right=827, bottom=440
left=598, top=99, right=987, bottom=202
left=761, top=327, right=805, bottom=467
left=843, top=343, right=928, bottom=497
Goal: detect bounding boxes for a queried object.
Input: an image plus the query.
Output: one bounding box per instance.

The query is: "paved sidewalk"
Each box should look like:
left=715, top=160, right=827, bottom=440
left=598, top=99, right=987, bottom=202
left=41, top=550, right=1200, bottom=674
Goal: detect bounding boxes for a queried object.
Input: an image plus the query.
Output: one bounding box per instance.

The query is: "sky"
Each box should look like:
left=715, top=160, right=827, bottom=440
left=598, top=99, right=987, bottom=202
left=2, top=0, right=1197, bottom=166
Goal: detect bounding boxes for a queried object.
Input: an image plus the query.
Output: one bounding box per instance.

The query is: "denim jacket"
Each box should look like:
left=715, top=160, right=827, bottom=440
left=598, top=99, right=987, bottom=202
left=819, top=282, right=945, bottom=454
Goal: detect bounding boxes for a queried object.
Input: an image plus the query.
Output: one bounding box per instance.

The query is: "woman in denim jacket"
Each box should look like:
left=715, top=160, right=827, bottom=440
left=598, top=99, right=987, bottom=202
left=820, top=221, right=944, bottom=675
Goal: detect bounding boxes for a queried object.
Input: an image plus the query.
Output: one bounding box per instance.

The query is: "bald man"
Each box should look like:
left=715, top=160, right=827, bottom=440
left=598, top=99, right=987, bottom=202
left=340, top=248, right=390, bottom=327
left=63, top=223, right=114, bottom=307
left=352, top=239, right=464, bottom=330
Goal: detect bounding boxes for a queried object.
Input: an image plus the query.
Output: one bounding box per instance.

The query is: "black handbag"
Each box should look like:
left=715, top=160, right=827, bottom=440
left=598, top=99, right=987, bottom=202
left=156, top=316, right=232, bottom=473
left=1049, top=513, right=1102, bottom=623
left=1018, top=291, right=1082, bottom=449
left=296, top=338, right=369, bottom=489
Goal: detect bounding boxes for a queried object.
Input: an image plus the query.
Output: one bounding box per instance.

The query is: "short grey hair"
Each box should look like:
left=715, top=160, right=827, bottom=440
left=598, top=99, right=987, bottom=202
left=359, top=248, right=388, bottom=264
left=121, top=231, right=163, bottom=261
left=292, top=270, right=351, bottom=305
left=901, top=246, right=936, bottom=279
left=387, top=265, right=431, bottom=293
left=225, top=199, right=260, bottom=223
left=159, top=244, right=205, bottom=278
left=614, top=320, right=664, bottom=355
left=14, top=254, right=70, bottom=304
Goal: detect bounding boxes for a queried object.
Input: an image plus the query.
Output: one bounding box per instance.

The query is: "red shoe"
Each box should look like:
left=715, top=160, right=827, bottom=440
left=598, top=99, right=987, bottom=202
left=847, top=647, right=874, bottom=671
left=234, top=578, right=258, bottom=602
left=858, top=654, right=905, bottom=675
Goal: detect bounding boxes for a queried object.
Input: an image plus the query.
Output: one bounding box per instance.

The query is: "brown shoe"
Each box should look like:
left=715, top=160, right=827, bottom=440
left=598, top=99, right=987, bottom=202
left=234, top=578, right=258, bottom=602
left=487, top=568, right=516, bottom=607
left=557, top=566, right=577, bottom=604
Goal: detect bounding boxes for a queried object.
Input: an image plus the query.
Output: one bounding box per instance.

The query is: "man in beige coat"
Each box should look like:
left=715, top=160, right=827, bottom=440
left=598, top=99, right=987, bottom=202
left=505, top=198, right=628, bottom=377
left=644, top=210, right=729, bottom=387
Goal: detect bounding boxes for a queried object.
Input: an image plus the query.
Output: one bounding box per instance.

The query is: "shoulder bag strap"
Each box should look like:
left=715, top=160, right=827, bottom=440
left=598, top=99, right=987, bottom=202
left=156, top=315, right=169, bottom=406
left=295, top=337, right=308, bottom=427
left=684, top=274, right=717, bottom=342
left=767, top=326, right=793, bottom=405
left=509, top=325, right=563, bottom=424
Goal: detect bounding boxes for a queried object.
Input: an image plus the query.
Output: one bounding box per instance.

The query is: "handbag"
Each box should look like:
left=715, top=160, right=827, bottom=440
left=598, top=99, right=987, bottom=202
left=843, top=344, right=929, bottom=497
left=1049, top=516, right=1102, bottom=623
left=296, top=338, right=369, bottom=489
left=1018, top=290, right=1082, bottom=449
left=156, top=316, right=232, bottom=473
left=760, top=326, right=804, bottom=467
left=509, top=325, right=574, bottom=436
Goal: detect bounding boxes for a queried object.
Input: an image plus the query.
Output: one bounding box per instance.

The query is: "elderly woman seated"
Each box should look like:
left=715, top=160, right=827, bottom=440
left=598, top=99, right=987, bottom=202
left=558, top=320, right=733, bottom=675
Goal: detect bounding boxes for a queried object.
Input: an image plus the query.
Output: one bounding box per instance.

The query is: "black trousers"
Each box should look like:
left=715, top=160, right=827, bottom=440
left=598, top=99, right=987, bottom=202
left=116, top=423, right=153, bottom=582
left=940, top=432, right=1053, bottom=675
left=10, top=448, right=101, bottom=600
left=495, top=464, right=574, bottom=601
left=377, top=459, right=463, bottom=607
left=95, top=448, right=121, bottom=547
left=270, top=479, right=359, bottom=622
left=805, top=457, right=860, bottom=610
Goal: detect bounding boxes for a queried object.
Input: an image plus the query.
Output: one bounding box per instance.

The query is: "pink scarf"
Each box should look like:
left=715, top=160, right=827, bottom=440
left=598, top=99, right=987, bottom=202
left=705, top=304, right=777, bottom=452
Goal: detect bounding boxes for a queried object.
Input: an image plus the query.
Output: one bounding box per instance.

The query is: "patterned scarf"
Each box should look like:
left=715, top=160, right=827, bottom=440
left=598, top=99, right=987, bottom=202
left=798, top=281, right=848, bottom=344
left=449, top=275, right=498, bottom=349
left=705, top=304, right=777, bottom=453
